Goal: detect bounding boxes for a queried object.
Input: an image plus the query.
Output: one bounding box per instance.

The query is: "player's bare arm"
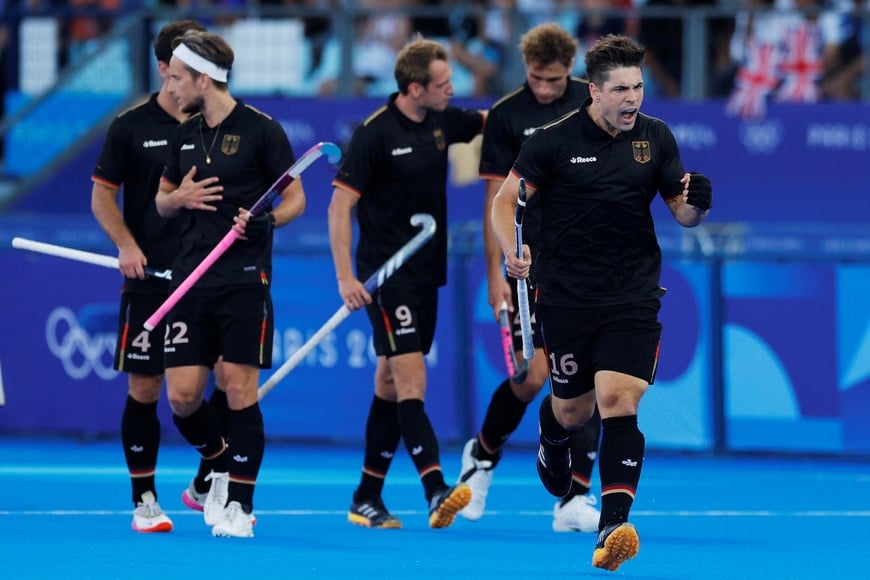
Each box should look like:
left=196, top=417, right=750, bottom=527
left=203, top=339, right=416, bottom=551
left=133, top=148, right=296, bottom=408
left=483, top=178, right=514, bottom=320
left=491, top=172, right=531, bottom=280
left=91, top=181, right=149, bottom=279
left=328, top=186, right=370, bottom=310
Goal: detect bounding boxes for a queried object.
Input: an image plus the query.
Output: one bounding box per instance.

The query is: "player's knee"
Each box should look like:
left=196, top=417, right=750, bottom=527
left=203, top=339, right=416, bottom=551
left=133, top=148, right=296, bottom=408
left=511, top=378, right=544, bottom=402
left=167, top=388, right=202, bottom=417
left=128, top=374, right=163, bottom=403
left=596, top=383, right=646, bottom=417
left=552, top=397, right=596, bottom=430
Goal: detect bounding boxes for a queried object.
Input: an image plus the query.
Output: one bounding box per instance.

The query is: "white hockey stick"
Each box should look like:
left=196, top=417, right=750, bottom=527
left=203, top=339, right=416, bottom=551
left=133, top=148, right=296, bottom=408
left=515, top=179, right=534, bottom=361
left=258, top=213, right=437, bottom=400
left=11, top=237, right=172, bottom=279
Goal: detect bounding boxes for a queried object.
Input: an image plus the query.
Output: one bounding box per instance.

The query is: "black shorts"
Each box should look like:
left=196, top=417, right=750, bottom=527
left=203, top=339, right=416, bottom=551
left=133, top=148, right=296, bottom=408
left=163, top=285, right=274, bottom=369
left=365, top=285, right=438, bottom=357
left=536, top=300, right=662, bottom=399
left=114, top=292, right=166, bottom=376
left=509, top=276, right=543, bottom=351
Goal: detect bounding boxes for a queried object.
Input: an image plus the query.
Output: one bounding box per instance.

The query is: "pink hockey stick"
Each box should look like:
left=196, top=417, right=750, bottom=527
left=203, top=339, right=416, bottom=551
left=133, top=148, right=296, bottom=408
left=143, top=141, right=341, bottom=331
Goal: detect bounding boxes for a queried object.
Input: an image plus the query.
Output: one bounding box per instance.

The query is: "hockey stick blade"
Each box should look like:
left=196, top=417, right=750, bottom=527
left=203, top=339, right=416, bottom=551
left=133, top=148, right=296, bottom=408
left=498, top=300, right=529, bottom=383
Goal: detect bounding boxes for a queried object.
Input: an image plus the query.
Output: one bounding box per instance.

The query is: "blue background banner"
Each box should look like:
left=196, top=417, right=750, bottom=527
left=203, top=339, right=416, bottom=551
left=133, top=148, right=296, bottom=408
left=2, top=98, right=869, bottom=456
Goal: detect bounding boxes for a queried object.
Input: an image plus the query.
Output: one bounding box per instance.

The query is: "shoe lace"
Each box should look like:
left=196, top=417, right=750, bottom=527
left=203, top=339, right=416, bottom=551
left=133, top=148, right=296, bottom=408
left=224, top=501, right=244, bottom=523
left=205, top=471, right=229, bottom=506
left=137, top=501, right=162, bottom=518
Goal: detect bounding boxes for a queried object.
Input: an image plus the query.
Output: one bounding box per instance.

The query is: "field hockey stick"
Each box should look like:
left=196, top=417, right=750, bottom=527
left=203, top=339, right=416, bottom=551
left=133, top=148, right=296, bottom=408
left=144, top=141, right=342, bottom=331
left=515, top=179, right=534, bottom=361
left=11, top=237, right=172, bottom=279
left=498, top=300, right=529, bottom=383
left=257, top=212, right=437, bottom=400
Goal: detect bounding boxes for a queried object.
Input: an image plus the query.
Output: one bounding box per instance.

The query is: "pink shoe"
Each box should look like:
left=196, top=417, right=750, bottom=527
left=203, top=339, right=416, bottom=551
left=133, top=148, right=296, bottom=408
left=181, top=482, right=205, bottom=512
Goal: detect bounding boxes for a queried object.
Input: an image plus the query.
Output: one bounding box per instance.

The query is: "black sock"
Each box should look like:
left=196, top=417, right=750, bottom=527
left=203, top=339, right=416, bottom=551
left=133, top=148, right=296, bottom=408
left=354, top=396, right=401, bottom=501
left=397, top=399, right=445, bottom=501
left=477, top=379, right=529, bottom=461
left=564, top=406, right=602, bottom=501
left=226, top=403, right=265, bottom=513
left=121, top=396, right=160, bottom=505
left=539, top=394, right=569, bottom=446
left=172, top=400, right=226, bottom=492
left=209, top=388, right=231, bottom=439
left=598, top=415, right=644, bottom=529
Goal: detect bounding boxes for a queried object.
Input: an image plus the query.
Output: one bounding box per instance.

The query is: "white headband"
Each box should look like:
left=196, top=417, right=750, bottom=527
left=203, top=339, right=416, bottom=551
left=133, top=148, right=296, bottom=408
left=172, top=42, right=229, bottom=83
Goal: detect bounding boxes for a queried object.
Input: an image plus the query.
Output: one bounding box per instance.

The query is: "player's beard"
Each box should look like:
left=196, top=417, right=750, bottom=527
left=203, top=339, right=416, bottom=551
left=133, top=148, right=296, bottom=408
left=181, top=95, right=205, bottom=116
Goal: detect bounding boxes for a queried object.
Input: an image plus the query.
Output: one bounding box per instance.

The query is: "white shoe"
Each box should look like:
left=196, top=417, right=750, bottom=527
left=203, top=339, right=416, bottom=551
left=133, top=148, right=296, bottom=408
left=203, top=471, right=229, bottom=526
left=457, top=438, right=495, bottom=521
left=552, top=494, right=600, bottom=533
left=212, top=501, right=254, bottom=538
left=131, top=491, right=173, bottom=533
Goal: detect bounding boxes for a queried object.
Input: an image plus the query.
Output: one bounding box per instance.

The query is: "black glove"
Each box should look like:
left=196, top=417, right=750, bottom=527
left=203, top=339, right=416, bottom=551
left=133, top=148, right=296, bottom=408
left=685, top=171, right=713, bottom=211
left=244, top=212, right=275, bottom=241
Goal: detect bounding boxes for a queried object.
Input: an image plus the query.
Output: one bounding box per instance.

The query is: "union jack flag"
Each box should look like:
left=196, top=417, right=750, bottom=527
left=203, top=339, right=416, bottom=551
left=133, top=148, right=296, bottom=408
left=775, top=22, right=823, bottom=103
left=726, top=40, right=780, bottom=120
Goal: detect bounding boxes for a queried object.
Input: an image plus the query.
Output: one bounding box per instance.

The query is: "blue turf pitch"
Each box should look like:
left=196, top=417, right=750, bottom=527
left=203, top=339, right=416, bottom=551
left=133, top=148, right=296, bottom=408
left=1, top=437, right=869, bottom=578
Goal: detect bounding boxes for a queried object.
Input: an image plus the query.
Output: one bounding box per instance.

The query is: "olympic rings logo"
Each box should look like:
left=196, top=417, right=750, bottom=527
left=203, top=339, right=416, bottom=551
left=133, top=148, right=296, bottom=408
left=45, top=307, right=119, bottom=381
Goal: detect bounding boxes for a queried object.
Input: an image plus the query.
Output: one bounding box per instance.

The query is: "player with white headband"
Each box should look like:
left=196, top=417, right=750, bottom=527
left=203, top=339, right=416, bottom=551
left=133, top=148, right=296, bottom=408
left=157, top=29, right=306, bottom=538
left=172, top=42, right=229, bottom=83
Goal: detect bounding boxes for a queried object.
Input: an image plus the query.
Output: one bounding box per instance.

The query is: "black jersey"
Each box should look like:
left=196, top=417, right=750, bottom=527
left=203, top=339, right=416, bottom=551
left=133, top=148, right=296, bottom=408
left=92, top=93, right=180, bottom=293
left=162, top=101, right=295, bottom=289
left=512, top=97, right=685, bottom=307
left=333, top=94, right=483, bottom=288
left=479, top=78, right=587, bottom=251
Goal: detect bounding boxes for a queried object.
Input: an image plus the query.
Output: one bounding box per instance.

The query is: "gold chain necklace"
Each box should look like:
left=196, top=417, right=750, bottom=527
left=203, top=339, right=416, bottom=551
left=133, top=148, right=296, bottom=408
left=200, top=121, right=222, bottom=164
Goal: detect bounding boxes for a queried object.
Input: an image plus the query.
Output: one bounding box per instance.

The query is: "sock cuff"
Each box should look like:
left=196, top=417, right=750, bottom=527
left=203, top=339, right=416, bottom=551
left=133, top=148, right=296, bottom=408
left=601, top=414, right=639, bottom=436
left=230, top=402, right=263, bottom=423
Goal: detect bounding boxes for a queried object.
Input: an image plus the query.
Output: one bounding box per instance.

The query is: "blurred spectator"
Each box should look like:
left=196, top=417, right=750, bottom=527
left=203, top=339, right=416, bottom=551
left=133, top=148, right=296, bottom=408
left=157, top=0, right=245, bottom=28
left=410, top=0, right=453, bottom=37
left=636, top=0, right=721, bottom=99
left=573, top=0, right=634, bottom=79
left=446, top=0, right=505, bottom=95
left=819, top=0, right=865, bottom=99
left=726, top=0, right=829, bottom=118
left=311, top=2, right=412, bottom=96
left=260, top=0, right=333, bottom=75
left=63, top=0, right=121, bottom=66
